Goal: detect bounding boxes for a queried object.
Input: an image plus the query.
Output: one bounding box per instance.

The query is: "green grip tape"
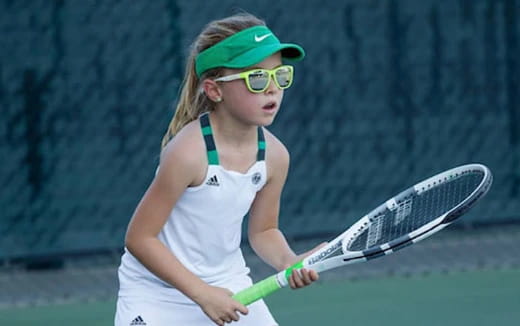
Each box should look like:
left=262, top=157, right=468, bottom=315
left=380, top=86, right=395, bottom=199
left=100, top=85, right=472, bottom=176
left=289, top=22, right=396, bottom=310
left=284, top=260, right=303, bottom=280
left=232, top=275, right=281, bottom=305
left=232, top=261, right=304, bottom=305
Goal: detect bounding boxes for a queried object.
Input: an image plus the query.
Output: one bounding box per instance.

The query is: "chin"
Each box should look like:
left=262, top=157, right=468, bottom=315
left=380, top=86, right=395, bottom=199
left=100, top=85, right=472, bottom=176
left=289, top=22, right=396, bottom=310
left=257, top=114, right=277, bottom=126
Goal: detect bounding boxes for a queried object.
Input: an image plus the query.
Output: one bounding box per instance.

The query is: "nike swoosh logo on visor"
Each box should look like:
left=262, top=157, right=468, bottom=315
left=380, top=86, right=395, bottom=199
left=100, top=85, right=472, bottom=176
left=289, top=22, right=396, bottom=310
left=254, top=33, right=272, bottom=42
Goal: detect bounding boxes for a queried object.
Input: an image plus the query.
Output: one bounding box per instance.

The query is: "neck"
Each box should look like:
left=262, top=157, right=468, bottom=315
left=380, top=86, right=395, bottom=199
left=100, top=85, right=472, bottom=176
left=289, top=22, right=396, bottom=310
left=209, top=110, right=258, bottom=147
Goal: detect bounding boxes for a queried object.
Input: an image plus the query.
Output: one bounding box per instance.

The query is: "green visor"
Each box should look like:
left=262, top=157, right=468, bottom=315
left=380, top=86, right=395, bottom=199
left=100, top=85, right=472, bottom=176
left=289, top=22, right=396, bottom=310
left=195, top=25, right=305, bottom=77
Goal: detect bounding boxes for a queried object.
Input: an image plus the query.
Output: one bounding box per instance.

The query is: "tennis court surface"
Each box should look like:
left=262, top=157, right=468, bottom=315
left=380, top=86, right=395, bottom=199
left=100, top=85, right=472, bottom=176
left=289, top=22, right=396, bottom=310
left=1, top=268, right=518, bottom=325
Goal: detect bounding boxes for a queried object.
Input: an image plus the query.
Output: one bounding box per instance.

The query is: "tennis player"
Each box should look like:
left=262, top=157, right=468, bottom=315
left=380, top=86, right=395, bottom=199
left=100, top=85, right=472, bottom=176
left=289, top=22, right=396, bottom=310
left=115, top=12, right=321, bottom=326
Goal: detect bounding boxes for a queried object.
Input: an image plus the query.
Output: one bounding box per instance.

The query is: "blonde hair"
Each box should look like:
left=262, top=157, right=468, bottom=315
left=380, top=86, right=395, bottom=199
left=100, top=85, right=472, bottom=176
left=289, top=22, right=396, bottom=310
left=161, top=13, right=266, bottom=149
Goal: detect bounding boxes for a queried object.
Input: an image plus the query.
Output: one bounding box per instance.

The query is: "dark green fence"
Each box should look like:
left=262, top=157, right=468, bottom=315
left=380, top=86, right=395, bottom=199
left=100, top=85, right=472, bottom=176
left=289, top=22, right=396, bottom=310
left=1, top=0, right=519, bottom=261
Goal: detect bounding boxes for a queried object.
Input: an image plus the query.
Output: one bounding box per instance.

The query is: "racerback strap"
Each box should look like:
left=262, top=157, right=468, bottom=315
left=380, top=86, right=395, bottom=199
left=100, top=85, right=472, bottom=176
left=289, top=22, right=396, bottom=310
left=199, top=112, right=265, bottom=165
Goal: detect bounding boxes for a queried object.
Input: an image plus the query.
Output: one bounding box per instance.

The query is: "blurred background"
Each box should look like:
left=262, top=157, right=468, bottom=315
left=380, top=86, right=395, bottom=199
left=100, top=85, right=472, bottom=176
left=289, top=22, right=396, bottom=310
left=1, top=0, right=519, bottom=325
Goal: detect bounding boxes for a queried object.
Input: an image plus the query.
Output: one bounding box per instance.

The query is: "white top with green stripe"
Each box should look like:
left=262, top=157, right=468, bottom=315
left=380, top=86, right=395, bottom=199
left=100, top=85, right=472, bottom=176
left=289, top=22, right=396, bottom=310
left=118, top=113, right=267, bottom=301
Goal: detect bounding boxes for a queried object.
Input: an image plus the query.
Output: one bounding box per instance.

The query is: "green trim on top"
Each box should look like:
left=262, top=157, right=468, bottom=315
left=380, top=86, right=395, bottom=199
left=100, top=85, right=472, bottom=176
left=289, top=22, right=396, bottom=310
left=199, top=112, right=266, bottom=165
left=201, top=125, right=212, bottom=136
left=257, top=127, right=266, bottom=161
left=207, top=150, right=219, bottom=165
left=199, top=113, right=220, bottom=165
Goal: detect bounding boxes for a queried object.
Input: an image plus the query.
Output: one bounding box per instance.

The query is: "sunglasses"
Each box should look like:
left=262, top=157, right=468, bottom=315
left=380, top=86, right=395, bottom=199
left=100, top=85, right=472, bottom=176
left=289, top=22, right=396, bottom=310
left=214, top=65, right=294, bottom=93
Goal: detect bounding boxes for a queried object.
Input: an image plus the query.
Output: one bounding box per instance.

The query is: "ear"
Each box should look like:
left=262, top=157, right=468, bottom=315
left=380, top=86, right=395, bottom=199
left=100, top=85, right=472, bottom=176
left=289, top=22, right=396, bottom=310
left=202, top=78, right=223, bottom=103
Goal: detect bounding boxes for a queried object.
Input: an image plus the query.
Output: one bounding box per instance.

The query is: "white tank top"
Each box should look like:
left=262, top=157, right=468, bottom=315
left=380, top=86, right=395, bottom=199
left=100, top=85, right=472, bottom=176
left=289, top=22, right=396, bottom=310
left=118, top=113, right=267, bottom=301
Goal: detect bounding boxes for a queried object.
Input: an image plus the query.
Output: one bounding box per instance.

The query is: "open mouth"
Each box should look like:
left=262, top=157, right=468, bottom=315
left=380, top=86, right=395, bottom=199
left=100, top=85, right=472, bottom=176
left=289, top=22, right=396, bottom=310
left=262, top=102, right=277, bottom=111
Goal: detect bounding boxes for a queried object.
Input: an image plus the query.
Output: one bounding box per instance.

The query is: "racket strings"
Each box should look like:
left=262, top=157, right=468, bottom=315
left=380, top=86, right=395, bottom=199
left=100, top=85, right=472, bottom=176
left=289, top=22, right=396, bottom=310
left=348, top=172, right=484, bottom=251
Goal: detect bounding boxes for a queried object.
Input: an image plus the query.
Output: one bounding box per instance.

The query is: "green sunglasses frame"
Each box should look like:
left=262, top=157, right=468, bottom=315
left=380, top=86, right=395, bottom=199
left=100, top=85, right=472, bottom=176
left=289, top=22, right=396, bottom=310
left=214, top=65, right=294, bottom=93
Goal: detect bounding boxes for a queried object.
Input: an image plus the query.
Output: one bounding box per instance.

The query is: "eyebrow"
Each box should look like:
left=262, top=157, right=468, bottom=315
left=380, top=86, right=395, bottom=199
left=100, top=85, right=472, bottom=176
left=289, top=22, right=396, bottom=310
left=241, top=64, right=284, bottom=71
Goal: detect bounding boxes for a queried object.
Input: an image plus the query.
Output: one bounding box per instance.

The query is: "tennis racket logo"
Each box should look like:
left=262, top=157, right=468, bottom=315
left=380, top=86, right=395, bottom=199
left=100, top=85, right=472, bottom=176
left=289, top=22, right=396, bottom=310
left=307, top=241, right=342, bottom=265
left=394, top=198, right=413, bottom=225
left=367, top=214, right=384, bottom=247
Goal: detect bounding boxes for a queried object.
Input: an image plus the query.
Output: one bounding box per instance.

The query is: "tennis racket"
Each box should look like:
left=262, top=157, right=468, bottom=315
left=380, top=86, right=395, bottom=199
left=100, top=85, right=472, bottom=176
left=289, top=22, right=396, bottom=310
left=233, top=163, right=493, bottom=305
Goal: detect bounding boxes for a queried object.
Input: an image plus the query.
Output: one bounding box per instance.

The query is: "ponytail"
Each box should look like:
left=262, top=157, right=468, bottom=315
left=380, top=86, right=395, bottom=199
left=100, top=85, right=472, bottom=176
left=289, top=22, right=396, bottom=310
left=160, top=52, right=214, bottom=149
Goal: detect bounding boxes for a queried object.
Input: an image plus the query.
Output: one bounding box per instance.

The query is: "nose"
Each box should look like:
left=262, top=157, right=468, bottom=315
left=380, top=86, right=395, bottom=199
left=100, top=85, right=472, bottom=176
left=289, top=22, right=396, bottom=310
left=265, top=75, right=279, bottom=94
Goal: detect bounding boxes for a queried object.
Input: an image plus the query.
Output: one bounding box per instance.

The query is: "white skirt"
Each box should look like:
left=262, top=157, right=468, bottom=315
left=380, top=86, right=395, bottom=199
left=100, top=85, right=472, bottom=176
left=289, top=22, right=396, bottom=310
left=114, top=276, right=278, bottom=326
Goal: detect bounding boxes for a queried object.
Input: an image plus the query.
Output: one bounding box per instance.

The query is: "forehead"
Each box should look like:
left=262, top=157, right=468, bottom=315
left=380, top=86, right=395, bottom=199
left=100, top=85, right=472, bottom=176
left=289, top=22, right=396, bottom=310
left=223, top=52, right=283, bottom=74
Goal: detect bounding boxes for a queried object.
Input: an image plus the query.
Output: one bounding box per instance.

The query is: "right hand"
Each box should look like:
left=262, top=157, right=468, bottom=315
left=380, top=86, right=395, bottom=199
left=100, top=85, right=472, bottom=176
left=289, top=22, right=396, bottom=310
left=195, top=285, right=249, bottom=325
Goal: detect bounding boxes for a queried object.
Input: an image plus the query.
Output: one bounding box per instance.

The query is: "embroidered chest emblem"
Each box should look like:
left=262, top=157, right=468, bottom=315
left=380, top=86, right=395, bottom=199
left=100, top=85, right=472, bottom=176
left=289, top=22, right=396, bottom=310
left=252, top=172, right=262, bottom=185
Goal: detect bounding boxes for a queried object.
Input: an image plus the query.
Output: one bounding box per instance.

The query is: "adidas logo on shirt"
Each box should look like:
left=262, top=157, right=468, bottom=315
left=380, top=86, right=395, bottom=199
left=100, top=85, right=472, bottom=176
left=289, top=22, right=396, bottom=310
left=206, top=175, right=220, bottom=186
left=130, top=316, right=146, bottom=325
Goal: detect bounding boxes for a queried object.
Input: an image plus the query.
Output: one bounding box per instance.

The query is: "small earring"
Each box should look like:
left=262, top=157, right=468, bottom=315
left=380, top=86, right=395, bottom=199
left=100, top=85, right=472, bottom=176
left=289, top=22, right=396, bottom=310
left=215, top=97, right=222, bottom=103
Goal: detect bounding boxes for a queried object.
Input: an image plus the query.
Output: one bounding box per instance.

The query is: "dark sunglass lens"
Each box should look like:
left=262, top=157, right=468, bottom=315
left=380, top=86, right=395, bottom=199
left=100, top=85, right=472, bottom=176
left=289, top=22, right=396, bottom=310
left=275, top=68, right=292, bottom=87
left=248, top=71, right=269, bottom=91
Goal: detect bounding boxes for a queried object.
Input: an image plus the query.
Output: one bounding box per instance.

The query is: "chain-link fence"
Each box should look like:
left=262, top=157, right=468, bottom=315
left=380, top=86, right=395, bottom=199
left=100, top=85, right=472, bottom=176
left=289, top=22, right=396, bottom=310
left=1, top=0, right=519, bottom=269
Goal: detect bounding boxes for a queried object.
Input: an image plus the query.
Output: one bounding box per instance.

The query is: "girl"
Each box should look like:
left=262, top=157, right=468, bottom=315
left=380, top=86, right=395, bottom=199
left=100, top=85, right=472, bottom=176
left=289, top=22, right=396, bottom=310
left=115, top=12, right=321, bottom=326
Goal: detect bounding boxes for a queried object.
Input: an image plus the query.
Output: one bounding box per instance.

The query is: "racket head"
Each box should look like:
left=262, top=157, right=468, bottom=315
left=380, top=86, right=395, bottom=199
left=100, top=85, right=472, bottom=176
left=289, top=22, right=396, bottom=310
left=341, top=163, right=492, bottom=255
left=301, top=164, right=492, bottom=271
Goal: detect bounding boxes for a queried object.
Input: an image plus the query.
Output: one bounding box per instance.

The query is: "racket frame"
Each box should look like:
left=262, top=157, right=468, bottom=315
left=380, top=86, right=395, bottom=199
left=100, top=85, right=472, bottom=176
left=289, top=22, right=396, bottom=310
left=233, top=163, right=492, bottom=304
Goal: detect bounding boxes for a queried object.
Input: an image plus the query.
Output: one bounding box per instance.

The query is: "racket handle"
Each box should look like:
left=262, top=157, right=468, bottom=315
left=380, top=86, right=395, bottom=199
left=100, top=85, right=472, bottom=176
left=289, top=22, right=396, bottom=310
left=233, top=261, right=304, bottom=305
left=232, top=275, right=281, bottom=305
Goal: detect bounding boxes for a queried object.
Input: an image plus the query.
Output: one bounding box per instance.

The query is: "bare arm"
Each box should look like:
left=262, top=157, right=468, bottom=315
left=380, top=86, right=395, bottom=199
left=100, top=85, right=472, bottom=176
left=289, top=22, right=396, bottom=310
left=124, top=123, right=247, bottom=325
left=248, top=131, right=322, bottom=288
left=125, top=126, right=209, bottom=300
left=247, top=135, right=296, bottom=271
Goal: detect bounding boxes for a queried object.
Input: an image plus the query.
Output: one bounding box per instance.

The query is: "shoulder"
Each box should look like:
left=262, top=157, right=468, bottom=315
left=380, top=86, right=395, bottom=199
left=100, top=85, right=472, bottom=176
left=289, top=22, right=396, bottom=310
left=158, top=119, right=207, bottom=186
left=161, top=119, right=205, bottom=159
left=262, top=128, right=290, bottom=180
